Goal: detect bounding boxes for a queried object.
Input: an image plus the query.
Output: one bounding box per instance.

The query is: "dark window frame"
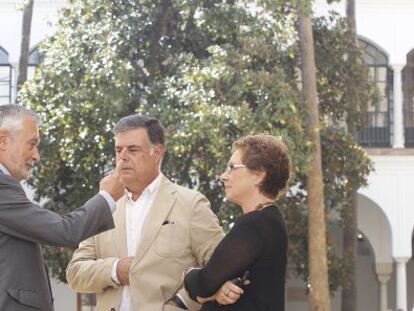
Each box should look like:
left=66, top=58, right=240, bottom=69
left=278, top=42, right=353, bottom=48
left=0, top=46, right=12, bottom=104
left=358, top=38, right=392, bottom=148
left=403, top=50, right=414, bottom=147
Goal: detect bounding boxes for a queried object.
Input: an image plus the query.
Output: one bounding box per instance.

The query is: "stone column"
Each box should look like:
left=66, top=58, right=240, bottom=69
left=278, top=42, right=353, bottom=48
left=392, top=64, right=404, bottom=148
left=376, top=262, right=393, bottom=311
left=395, top=257, right=409, bottom=311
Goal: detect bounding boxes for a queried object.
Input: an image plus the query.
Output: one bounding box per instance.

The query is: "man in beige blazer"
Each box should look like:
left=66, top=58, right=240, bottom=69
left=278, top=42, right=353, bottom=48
left=67, top=115, right=224, bottom=311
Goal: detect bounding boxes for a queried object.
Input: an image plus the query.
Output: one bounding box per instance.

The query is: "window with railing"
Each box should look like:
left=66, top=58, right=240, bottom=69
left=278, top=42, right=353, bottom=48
left=403, top=50, right=414, bottom=147
left=28, top=46, right=41, bottom=80
left=0, top=46, right=11, bottom=105
left=358, top=38, right=392, bottom=147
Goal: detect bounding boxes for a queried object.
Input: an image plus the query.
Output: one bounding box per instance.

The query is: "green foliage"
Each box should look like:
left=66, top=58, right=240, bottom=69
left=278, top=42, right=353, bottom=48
left=20, top=0, right=374, bottom=292
left=313, top=14, right=377, bottom=128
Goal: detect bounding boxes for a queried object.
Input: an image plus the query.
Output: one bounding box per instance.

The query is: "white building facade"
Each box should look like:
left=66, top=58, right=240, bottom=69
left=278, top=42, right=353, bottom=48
left=1, top=0, right=414, bottom=310
left=291, top=1, right=414, bottom=311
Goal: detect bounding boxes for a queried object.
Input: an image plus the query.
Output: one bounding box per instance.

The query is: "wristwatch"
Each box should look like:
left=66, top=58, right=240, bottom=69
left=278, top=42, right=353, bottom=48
left=170, top=295, right=188, bottom=310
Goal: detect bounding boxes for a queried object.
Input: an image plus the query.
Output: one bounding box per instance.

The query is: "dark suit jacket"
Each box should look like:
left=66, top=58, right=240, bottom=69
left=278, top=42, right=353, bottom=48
left=0, top=170, right=115, bottom=311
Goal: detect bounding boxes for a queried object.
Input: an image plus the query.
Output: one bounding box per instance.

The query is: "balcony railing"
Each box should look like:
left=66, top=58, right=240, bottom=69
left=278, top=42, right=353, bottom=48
left=404, top=100, right=414, bottom=147
left=403, top=95, right=414, bottom=147
left=405, top=127, right=414, bottom=147
left=358, top=111, right=391, bottom=148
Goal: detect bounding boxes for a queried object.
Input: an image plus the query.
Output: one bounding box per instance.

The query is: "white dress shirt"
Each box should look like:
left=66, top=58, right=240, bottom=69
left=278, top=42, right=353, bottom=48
left=111, top=174, right=162, bottom=311
left=0, top=163, right=11, bottom=175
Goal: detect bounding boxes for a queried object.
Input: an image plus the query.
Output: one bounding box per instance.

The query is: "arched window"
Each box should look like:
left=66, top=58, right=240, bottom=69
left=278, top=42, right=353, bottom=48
left=358, top=38, right=391, bottom=147
left=28, top=46, right=41, bottom=80
left=403, top=49, right=414, bottom=147
left=0, top=46, right=11, bottom=104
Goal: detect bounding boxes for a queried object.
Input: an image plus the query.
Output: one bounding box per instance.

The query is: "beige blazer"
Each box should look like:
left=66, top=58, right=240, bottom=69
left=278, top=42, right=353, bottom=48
left=66, top=175, right=224, bottom=311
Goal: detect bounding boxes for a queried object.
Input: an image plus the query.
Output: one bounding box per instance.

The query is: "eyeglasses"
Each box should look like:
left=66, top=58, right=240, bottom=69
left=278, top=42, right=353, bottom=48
left=224, top=163, right=247, bottom=174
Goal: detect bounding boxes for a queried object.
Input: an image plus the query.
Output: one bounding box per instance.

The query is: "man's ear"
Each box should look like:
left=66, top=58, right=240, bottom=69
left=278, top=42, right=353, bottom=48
left=154, top=144, right=165, bottom=161
left=0, top=129, right=9, bottom=151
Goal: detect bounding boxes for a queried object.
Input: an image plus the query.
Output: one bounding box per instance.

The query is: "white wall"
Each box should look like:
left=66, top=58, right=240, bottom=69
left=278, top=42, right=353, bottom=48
left=359, top=155, right=414, bottom=259
left=357, top=194, right=392, bottom=263
left=52, top=279, right=77, bottom=311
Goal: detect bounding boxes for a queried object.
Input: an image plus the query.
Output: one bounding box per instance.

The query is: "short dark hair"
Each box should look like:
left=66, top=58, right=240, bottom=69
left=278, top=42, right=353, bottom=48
left=233, top=134, right=290, bottom=199
left=113, top=114, right=165, bottom=145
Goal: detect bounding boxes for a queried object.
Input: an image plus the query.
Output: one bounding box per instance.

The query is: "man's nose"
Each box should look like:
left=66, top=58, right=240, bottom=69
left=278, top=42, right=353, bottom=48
left=33, top=147, right=40, bottom=162
left=119, top=148, right=129, bottom=159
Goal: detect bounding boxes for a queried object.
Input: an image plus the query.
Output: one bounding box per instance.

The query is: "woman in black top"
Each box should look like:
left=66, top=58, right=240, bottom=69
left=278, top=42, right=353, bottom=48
left=184, top=134, right=290, bottom=311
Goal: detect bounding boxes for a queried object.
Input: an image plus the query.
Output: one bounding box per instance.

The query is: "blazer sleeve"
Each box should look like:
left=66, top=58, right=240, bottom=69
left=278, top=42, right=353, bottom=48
left=0, top=176, right=114, bottom=247
left=184, top=218, right=263, bottom=300
left=66, top=235, right=119, bottom=293
left=173, top=192, right=224, bottom=310
left=189, top=193, right=224, bottom=265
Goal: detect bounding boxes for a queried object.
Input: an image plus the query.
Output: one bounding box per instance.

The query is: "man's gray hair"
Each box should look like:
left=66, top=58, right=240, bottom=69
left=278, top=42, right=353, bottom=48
left=0, top=104, right=41, bottom=133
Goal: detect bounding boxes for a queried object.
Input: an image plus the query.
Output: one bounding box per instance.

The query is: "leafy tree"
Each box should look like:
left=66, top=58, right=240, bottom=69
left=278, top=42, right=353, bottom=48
left=20, top=0, right=373, bottom=295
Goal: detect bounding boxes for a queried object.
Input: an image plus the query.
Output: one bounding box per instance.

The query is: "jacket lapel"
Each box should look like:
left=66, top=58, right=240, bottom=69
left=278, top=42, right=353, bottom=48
left=113, top=196, right=128, bottom=258
left=133, top=175, right=176, bottom=264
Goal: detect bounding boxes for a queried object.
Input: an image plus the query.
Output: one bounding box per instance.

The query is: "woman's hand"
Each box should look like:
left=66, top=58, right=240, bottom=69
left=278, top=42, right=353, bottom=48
left=196, top=295, right=216, bottom=304
left=215, top=280, right=245, bottom=305
left=196, top=280, right=249, bottom=305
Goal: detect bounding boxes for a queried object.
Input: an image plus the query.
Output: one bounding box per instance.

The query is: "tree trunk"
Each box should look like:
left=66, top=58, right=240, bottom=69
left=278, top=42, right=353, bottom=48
left=342, top=1, right=358, bottom=311
left=296, top=4, right=331, bottom=311
left=346, top=0, right=357, bottom=36
left=16, top=0, right=34, bottom=97
left=149, top=0, right=173, bottom=77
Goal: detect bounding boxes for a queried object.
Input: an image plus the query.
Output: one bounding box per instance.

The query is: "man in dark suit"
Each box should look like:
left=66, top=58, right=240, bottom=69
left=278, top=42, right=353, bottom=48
left=0, top=104, right=124, bottom=311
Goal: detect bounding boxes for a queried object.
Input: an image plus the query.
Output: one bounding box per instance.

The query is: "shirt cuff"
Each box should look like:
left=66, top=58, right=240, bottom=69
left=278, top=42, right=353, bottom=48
left=186, top=267, right=198, bottom=274
left=111, top=258, right=121, bottom=285
left=99, top=190, right=116, bottom=213
left=174, top=294, right=188, bottom=309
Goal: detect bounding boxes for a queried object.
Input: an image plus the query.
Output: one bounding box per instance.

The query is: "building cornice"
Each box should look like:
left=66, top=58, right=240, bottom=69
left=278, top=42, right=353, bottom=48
left=366, top=148, right=414, bottom=156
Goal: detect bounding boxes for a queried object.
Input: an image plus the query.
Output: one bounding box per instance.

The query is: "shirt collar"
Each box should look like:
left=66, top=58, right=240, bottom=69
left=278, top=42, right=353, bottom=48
left=0, top=163, right=11, bottom=176
left=125, top=173, right=162, bottom=201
